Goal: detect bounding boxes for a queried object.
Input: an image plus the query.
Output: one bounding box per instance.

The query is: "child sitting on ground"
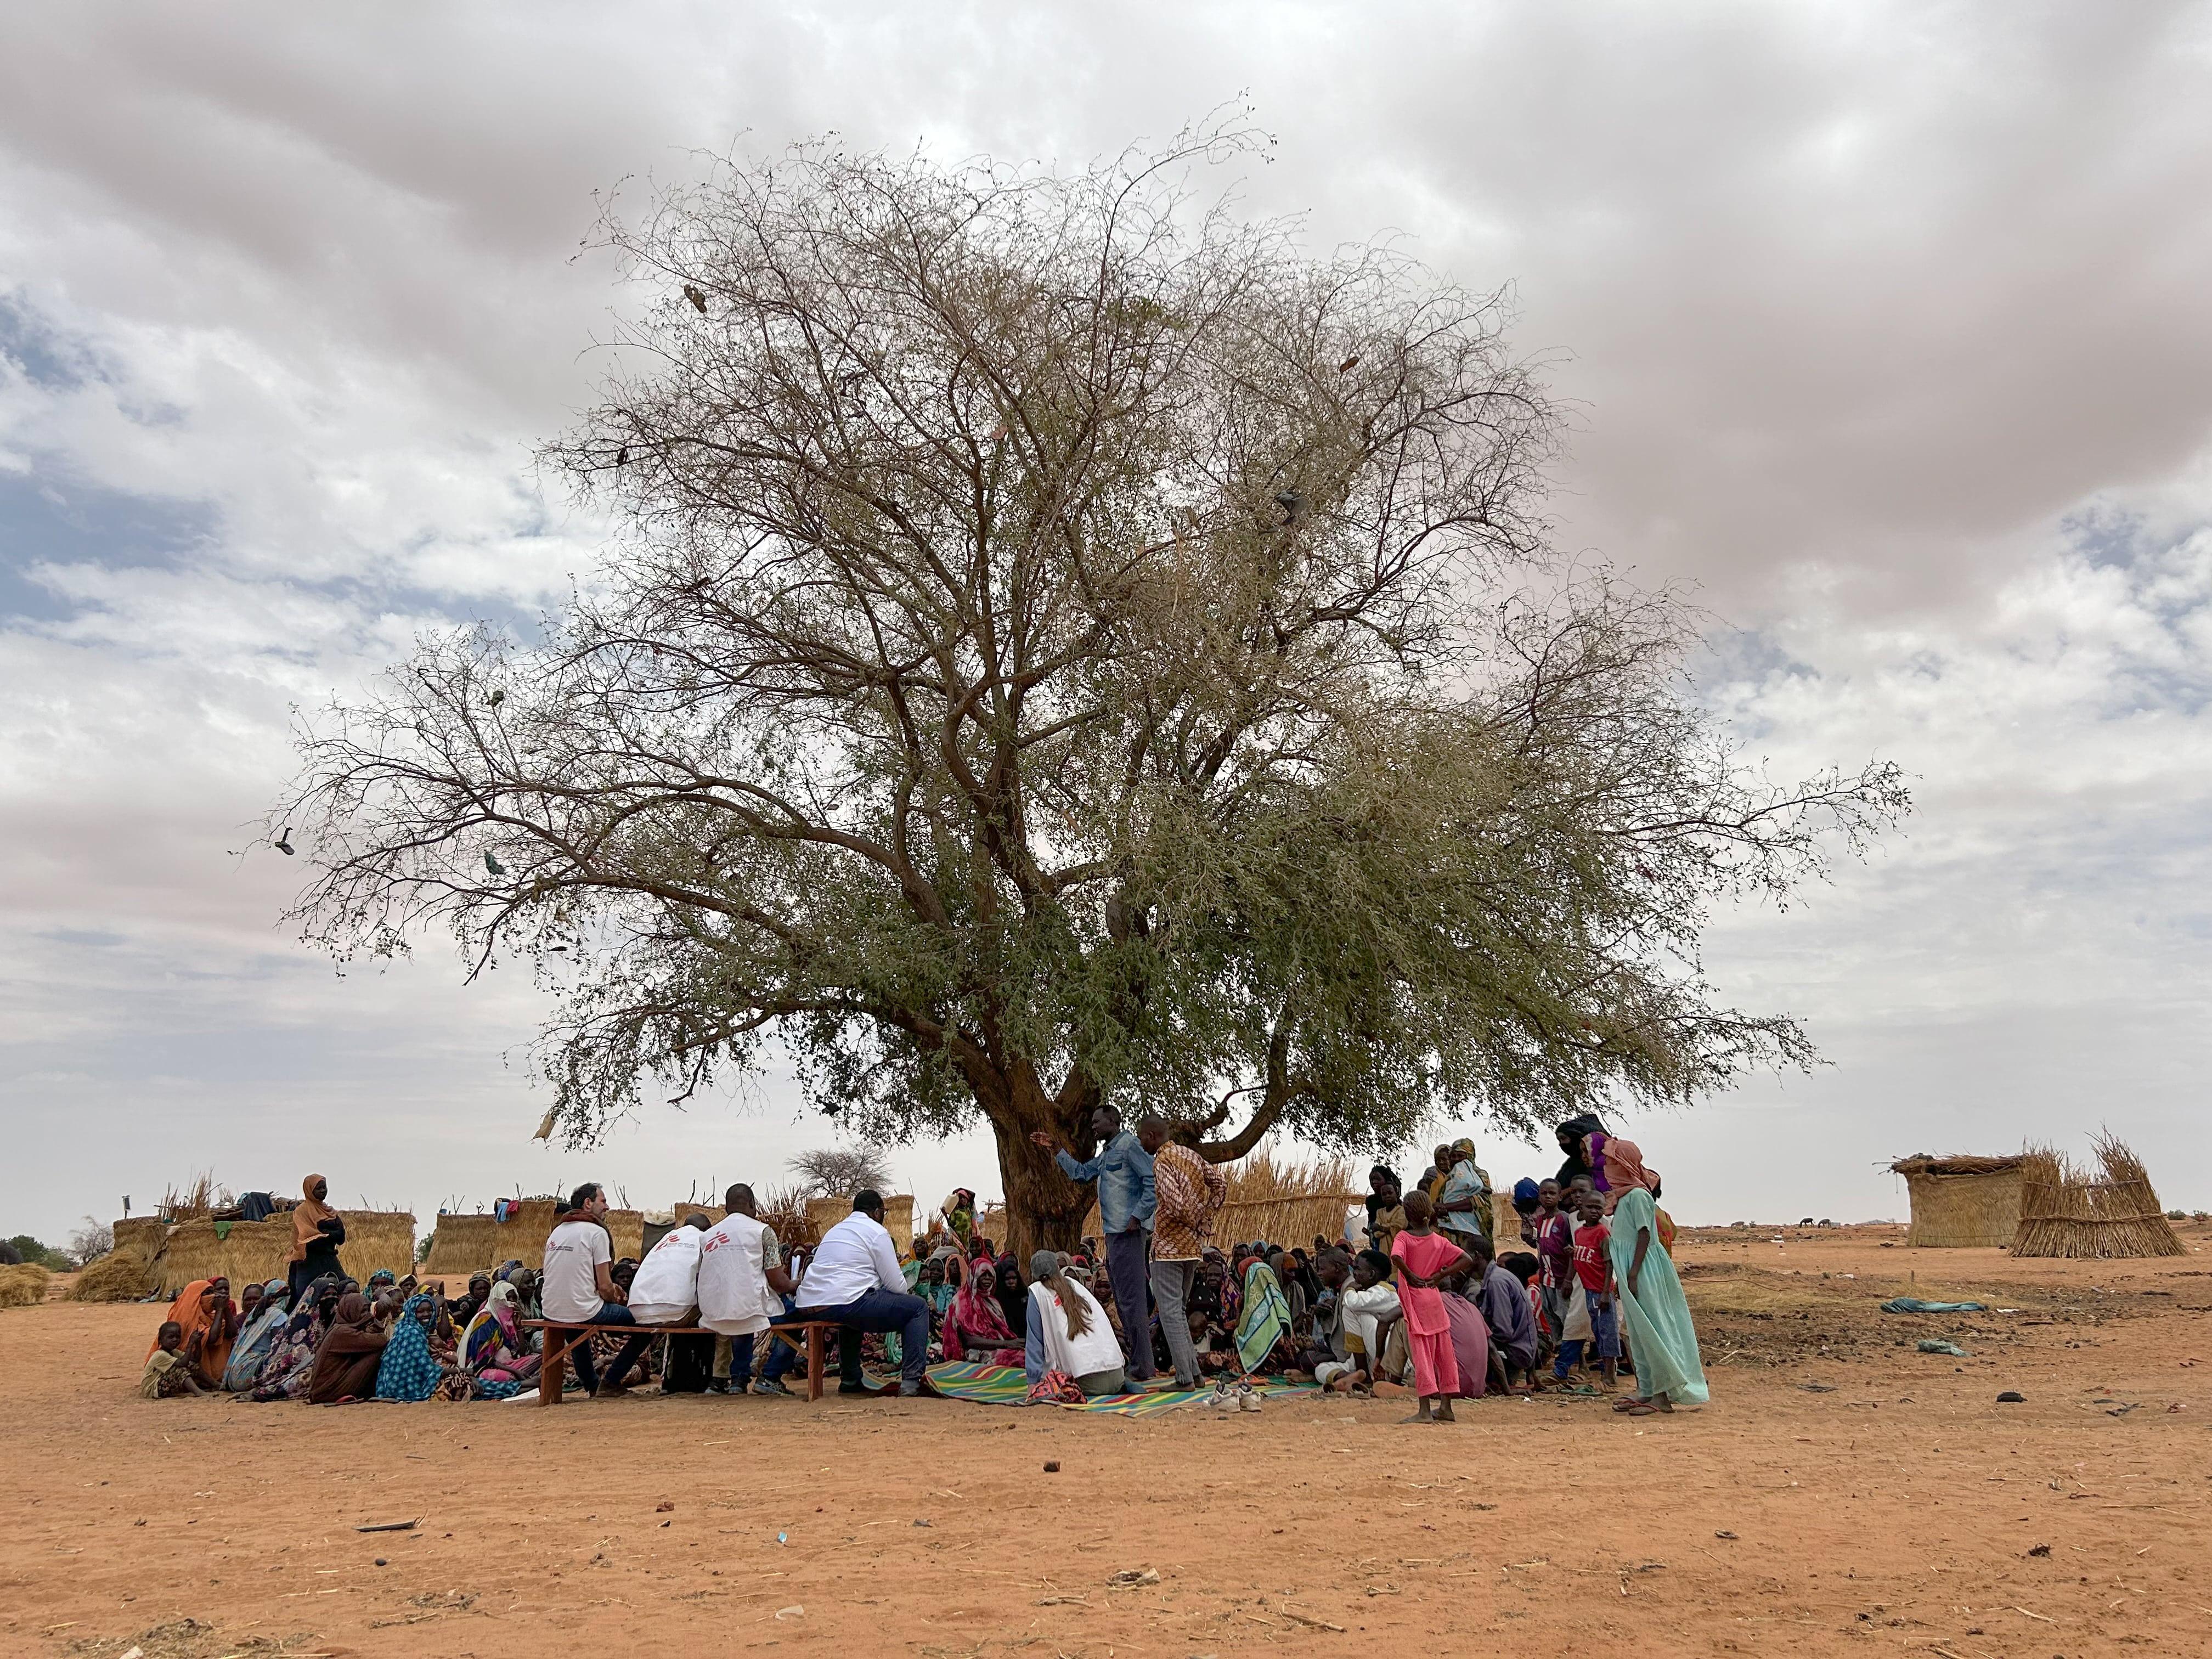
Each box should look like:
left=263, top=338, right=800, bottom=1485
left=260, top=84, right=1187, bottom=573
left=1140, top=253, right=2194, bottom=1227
left=1469, top=1235, right=1541, bottom=1393
left=1339, top=1248, right=1404, bottom=1393
left=142, top=1321, right=212, bottom=1399
left=1554, top=1189, right=1620, bottom=1388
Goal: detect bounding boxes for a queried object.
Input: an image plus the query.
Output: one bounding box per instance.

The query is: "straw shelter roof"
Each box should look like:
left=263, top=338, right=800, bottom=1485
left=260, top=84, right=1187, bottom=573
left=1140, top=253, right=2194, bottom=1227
left=1888, top=1154, right=2027, bottom=1177
left=2012, top=1135, right=2184, bottom=1260
left=1888, top=1153, right=2026, bottom=1248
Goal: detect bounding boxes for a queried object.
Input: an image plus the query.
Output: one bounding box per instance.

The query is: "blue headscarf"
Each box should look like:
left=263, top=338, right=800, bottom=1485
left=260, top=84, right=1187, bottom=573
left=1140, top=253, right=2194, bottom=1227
left=373, top=1294, right=443, bottom=1402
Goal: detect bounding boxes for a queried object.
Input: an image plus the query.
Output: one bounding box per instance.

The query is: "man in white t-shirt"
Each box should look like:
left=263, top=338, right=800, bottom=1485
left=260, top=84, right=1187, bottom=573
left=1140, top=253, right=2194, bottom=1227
left=540, top=1182, right=656, bottom=1397
left=787, top=1190, right=933, bottom=1397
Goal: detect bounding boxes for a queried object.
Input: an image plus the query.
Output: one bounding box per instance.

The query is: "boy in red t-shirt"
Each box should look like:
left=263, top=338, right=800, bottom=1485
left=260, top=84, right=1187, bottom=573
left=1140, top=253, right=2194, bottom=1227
left=1553, top=1189, right=1620, bottom=1386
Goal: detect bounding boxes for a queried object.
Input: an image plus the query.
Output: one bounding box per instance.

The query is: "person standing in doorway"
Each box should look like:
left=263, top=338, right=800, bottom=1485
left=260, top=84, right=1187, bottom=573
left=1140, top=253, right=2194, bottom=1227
left=1031, top=1106, right=1156, bottom=1384
left=1147, top=1120, right=1227, bottom=1389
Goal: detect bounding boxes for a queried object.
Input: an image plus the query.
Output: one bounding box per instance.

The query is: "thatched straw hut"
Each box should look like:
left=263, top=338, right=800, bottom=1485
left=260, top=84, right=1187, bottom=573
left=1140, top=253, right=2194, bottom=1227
left=2012, top=1136, right=2185, bottom=1260
left=112, top=1216, right=168, bottom=1257
left=1888, top=1154, right=2028, bottom=1247
left=146, top=1210, right=416, bottom=1294
left=422, top=1203, right=646, bottom=1273
left=0, top=1263, right=52, bottom=1308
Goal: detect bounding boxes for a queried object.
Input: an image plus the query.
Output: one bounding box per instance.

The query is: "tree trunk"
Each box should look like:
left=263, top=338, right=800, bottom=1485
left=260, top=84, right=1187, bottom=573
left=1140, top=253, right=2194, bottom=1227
left=986, top=1068, right=1092, bottom=1262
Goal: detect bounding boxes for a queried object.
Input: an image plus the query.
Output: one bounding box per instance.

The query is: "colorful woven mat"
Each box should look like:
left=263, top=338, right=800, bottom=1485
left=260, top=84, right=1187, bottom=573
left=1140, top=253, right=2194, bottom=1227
left=921, top=1362, right=1317, bottom=1416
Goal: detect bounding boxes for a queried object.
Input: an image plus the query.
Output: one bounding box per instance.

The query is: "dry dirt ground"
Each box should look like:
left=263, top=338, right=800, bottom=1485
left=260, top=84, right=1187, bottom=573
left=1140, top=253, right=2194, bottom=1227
left=4, top=1223, right=2210, bottom=1659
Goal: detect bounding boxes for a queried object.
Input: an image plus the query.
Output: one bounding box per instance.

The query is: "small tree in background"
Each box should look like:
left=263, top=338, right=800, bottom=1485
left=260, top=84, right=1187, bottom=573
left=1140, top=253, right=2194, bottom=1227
left=66, top=1219, right=114, bottom=1268
left=281, top=120, right=1906, bottom=1257
left=788, top=1147, right=895, bottom=1199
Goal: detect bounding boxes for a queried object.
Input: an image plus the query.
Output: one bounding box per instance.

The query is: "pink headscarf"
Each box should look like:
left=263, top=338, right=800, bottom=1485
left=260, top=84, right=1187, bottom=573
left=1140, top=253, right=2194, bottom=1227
left=1592, top=1133, right=1659, bottom=1214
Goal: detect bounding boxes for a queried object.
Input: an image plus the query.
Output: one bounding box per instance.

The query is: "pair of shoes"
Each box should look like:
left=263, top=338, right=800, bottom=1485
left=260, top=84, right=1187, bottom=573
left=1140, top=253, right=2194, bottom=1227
left=897, top=1380, right=927, bottom=1398
left=749, top=1378, right=793, bottom=1397
left=1237, top=1382, right=1262, bottom=1414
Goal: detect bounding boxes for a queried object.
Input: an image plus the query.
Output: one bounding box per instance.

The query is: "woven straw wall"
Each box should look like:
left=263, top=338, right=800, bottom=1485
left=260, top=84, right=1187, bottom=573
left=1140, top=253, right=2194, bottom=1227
left=148, top=1211, right=416, bottom=1294
left=803, top=1195, right=916, bottom=1260
left=1897, top=1167, right=2025, bottom=1248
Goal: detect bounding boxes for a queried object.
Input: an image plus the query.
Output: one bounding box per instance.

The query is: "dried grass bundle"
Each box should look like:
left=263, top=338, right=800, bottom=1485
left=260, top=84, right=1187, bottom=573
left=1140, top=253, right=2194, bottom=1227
left=2012, top=1133, right=2185, bottom=1260
left=758, top=1184, right=818, bottom=1252
left=0, top=1262, right=52, bottom=1308
left=156, top=1172, right=232, bottom=1223
left=71, top=1241, right=159, bottom=1302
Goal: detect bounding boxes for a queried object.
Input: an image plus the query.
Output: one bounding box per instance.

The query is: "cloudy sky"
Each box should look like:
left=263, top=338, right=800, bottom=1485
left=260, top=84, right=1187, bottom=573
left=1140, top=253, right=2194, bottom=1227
left=5, top=3, right=2210, bottom=1245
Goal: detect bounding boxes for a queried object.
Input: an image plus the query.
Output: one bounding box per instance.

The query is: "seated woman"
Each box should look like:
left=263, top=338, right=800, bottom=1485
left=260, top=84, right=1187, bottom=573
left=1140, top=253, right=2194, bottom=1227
left=250, top=1278, right=341, bottom=1401
left=307, top=1292, right=390, bottom=1404
left=1023, top=1250, right=1126, bottom=1398
left=222, top=1279, right=292, bottom=1391
left=941, top=1258, right=1024, bottom=1365
left=374, top=1293, right=452, bottom=1402
left=458, top=1280, right=541, bottom=1399
left=1231, top=1252, right=1296, bottom=1378
left=152, top=1279, right=240, bottom=1391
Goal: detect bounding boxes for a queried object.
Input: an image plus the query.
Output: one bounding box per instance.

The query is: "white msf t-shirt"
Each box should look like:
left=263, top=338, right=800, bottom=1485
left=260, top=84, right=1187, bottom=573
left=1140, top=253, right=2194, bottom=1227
left=627, top=1224, right=705, bottom=1324
left=541, top=1218, right=612, bottom=1323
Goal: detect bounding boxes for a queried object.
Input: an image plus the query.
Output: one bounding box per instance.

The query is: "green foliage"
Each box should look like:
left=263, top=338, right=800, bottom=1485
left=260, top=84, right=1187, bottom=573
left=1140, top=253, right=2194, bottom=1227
left=6, top=1234, right=70, bottom=1271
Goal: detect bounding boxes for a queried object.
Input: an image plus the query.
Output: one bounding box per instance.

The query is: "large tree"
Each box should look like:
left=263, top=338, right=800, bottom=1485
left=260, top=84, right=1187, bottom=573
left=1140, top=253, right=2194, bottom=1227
left=280, top=127, right=1906, bottom=1256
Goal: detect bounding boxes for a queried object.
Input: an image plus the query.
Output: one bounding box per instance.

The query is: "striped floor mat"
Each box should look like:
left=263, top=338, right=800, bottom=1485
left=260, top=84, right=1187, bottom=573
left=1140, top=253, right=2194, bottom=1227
left=921, top=1362, right=1317, bottom=1415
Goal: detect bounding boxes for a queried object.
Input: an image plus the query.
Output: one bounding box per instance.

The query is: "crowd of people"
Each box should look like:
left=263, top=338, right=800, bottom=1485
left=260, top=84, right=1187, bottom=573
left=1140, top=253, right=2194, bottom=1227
left=138, top=1114, right=1708, bottom=1420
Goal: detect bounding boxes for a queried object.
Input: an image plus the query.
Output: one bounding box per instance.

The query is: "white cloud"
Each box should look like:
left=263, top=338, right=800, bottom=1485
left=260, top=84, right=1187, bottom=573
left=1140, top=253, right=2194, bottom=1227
left=3, top=2, right=2211, bottom=1240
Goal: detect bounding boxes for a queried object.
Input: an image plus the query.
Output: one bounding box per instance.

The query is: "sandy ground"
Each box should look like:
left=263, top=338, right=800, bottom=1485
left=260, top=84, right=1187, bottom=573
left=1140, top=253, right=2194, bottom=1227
left=4, top=1222, right=2210, bottom=1659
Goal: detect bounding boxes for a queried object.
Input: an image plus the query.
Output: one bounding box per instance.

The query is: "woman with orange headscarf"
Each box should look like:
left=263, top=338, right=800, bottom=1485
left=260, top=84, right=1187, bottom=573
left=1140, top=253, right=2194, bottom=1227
left=287, top=1174, right=346, bottom=1300
left=148, top=1279, right=240, bottom=1389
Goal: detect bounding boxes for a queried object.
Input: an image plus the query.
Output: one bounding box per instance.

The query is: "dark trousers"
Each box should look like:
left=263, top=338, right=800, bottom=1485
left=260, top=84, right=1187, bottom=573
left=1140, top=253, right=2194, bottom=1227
left=1105, top=1229, right=1154, bottom=1380
left=569, top=1304, right=655, bottom=1394
left=726, top=1322, right=800, bottom=1385
left=792, top=1289, right=932, bottom=1383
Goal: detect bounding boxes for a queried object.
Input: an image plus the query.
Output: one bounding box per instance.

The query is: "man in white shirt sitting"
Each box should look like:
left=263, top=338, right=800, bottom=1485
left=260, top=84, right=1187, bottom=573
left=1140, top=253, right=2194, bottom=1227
left=540, top=1182, right=656, bottom=1398
left=787, top=1189, right=933, bottom=1397
left=696, top=1183, right=802, bottom=1397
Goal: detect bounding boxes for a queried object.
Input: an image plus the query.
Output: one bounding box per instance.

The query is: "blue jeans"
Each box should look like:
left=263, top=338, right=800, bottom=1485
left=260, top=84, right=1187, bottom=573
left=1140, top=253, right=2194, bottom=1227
left=794, top=1288, right=932, bottom=1383
left=726, top=1300, right=801, bottom=1386
left=567, top=1303, right=655, bottom=1395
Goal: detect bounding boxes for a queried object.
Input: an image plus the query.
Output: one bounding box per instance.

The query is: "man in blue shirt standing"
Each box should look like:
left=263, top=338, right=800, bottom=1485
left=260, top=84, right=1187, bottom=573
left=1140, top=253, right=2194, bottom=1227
left=1031, top=1105, right=1157, bottom=1383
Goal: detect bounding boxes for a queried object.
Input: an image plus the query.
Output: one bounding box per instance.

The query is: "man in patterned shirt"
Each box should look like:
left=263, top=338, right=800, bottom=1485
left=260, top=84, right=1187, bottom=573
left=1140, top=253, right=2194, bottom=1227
left=1144, top=1118, right=1227, bottom=1389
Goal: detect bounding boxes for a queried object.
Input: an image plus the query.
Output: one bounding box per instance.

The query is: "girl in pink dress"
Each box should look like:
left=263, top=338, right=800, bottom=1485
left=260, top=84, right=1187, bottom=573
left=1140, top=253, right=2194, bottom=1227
left=1390, top=1191, right=1475, bottom=1423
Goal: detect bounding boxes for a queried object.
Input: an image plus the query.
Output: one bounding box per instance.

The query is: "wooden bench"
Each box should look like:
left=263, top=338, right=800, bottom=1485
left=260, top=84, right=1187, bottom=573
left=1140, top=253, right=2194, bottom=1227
left=521, top=1317, right=849, bottom=1404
